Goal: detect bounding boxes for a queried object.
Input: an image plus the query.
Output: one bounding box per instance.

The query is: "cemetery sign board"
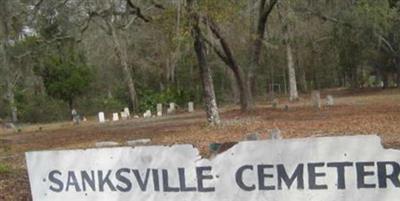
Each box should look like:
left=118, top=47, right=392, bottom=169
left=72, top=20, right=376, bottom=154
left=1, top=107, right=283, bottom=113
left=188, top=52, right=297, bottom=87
left=26, top=135, right=400, bottom=201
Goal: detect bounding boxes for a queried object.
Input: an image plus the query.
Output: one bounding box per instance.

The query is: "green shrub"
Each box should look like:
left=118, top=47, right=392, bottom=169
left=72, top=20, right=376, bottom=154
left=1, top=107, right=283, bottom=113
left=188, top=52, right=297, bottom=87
left=17, top=94, right=69, bottom=123
left=0, top=163, right=11, bottom=174
left=137, top=87, right=195, bottom=113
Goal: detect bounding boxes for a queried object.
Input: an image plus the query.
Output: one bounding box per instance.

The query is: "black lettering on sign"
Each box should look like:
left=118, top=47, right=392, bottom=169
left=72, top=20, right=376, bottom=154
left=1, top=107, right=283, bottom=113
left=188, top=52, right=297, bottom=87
left=178, top=168, right=197, bottom=192
left=327, top=162, right=353, bottom=190
left=196, top=166, right=215, bottom=192
left=277, top=164, right=304, bottom=190
left=377, top=161, right=400, bottom=188
left=235, top=165, right=255, bottom=191
left=308, top=163, right=328, bottom=190
left=257, top=165, right=275, bottom=190
left=133, top=169, right=150, bottom=191
left=66, top=171, right=81, bottom=192
left=81, top=171, right=96, bottom=192
left=152, top=169, right=160, bottom=192
left=116, top=168, right=132, bottom=192
left=162, top=169, right=180, bottom=192
left=98, top=170, right=117, bottom=192
left=356, top=162, right=376, bottom=189
left=48, top=170, right=63, bottom=192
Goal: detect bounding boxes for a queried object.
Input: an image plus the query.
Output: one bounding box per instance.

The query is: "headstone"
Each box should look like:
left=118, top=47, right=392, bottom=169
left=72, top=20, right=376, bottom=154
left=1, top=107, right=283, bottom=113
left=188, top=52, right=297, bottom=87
left=272, top=99, right=279, bottom=109
left=269, top=128, right=282, bottom=140
left=112, top=113, right=119, bottom=121
left=95, top=141, right=119, bottom=148
left=98, top=112, right=105, bottom=123
left=157, top=103, right=163, bottom=117
left=124, top=107, right=130, bottom=118
left=120, top=111, right=128, bottom=120
left=283, top=105, right=289, bottom=111
left=71, top=109, right=80, bottom=125
left=379, top=81, right=384, bottom=88
left=188, top=102, right=194, bottom=113
left=311, top=90, right=321, bottom=109
left=167, top=102, right=176, bottom=114
left=143, top=110, right=152, bottom=118
left=326, top=95, right=334, bottom=106
left=126, top=139, right=151, bottom=146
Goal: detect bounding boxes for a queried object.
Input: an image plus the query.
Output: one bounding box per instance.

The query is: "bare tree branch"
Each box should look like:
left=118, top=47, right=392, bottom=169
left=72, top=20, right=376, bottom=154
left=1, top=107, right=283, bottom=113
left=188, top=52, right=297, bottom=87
left=126, top=0, right=151, bottom=22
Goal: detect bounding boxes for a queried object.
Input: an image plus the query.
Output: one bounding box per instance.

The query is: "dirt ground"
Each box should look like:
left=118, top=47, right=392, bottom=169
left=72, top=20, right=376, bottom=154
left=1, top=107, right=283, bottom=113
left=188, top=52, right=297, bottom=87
left=1, top=89, right=400, bottom=200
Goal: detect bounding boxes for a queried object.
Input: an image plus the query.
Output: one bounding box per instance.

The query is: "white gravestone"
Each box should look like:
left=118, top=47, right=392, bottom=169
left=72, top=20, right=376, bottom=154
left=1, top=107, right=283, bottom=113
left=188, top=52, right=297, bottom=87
left=124, top=107, right=130, bottom=118
left=188, top=102, right=194, bottom=113
left=143, top=110, right=152, bottom=118
left=112, top=113, right=119, bottom=121
left=157, top=104, right=163, bottom=117
left=26, top=135, right=400, bottom=201
left=326, top=95, right=334, bottom=106
left=120, top=112, right=128, bottom=120
left=167, top=102, right=176, bottom=114
left=98, top=112, right=105, bottom=123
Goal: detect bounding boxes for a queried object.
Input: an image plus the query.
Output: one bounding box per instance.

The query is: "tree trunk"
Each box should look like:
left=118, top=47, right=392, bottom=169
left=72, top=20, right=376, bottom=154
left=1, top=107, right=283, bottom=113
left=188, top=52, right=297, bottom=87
left=229, top=71, right=240, bottom=104
left=194, top=35, right=220, bottom=125
left=382, top=72, right=389, bottom=89
left=1, top=6, right=17, bottom=123
left=6, top=80, right=18, bottom=123
left=188, top=4, right=220, bottom=125
left=286, top=42, right=299, bottom=101
left=277, top=1, right=298, bottom=101
left=247, top=0, right=278, bottom=106
left=205, top=18, right=250, bottom=111
left=396, top=58, right=400, bottom=88
left=299, top=66, right=308, bottom=92
left=110, top=25, right=138, bottom=112
left=350, top=66, right=359, bottom=89
left=2, top=36, right=17, bottom=123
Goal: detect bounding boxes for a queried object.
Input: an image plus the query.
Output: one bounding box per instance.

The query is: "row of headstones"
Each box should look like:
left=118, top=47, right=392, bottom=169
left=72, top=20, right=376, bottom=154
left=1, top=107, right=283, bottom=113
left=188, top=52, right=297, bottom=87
left=271, top=91, right=334, bottom=110
left=98, top=107, right=131, bottom=123
left=97, top=102, right=194, bottom=123
left=145, top=102, right=194, bottom=118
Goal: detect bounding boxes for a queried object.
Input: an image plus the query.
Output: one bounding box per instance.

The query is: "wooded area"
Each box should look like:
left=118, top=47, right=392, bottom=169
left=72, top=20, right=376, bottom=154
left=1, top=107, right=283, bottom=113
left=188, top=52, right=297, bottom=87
left=1, top=0, right=399, bottom=125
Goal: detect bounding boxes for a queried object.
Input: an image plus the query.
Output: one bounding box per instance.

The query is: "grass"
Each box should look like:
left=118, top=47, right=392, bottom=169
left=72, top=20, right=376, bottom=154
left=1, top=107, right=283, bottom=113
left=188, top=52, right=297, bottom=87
left=0, top=163, right=11, bottom=174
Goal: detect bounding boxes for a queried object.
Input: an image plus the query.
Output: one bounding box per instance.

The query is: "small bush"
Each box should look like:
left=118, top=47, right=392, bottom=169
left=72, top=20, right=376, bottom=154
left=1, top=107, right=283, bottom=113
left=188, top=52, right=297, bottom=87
left=138, top=88, right=195, bottom=113
left=17, top=95, right=69, bottom=123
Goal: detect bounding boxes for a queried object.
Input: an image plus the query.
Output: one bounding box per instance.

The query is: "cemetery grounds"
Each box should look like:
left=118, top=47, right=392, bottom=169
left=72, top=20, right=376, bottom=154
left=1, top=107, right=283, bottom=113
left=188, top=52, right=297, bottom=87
left=0, top=89, right=400, bottom=200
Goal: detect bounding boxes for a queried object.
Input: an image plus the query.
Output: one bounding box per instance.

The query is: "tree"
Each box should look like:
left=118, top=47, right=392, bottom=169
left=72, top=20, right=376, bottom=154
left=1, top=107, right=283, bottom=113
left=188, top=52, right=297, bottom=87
left=247, top=0, right=278, bottom=105
left=277, top=1, right=299, bottom=101
left=82, top=0, right=164, bottom=113
left=200, top=16, right=250, bottom=111
left=0, top=0, right=29, bottom=122
left=34, top=46, right=93, bottom=110
left=187, top=0, right=221, bottom=125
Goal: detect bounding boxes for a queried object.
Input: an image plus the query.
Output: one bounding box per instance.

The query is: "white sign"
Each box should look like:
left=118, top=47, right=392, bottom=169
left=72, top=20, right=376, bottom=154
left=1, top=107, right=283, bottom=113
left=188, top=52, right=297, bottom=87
left=26, top=135, right=400, bottom=201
